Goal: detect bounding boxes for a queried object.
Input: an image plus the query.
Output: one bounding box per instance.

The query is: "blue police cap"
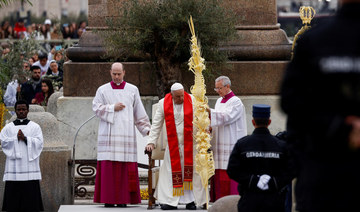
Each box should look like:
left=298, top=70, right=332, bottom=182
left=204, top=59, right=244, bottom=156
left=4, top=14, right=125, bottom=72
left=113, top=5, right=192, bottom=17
left=252, top=104, right=271, bottom=118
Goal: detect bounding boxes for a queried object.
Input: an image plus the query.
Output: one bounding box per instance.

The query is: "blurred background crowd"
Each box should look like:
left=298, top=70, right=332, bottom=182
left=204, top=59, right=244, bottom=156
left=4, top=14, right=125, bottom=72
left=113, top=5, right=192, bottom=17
left=0, top=0, right=89, bottom=108
left=0, top=18, right=86, bottom=40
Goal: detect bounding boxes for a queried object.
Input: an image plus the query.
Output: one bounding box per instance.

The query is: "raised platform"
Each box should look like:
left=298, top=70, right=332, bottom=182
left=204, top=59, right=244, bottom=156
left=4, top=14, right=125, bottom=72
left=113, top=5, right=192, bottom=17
left=59, top=201, right=208, bottom=211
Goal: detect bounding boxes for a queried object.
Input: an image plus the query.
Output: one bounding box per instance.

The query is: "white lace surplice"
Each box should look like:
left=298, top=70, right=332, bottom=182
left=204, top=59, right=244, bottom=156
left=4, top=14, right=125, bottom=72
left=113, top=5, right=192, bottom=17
left=0, top=121, right=43, bottom=181
left=210, top=96, right=247, bottom=170
left=92, top=82, right=151, bottom=162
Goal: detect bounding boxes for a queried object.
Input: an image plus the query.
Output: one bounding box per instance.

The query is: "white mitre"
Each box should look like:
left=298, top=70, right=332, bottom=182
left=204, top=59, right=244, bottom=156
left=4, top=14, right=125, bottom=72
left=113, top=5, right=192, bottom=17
left=171, top=82, right=184, bottom=91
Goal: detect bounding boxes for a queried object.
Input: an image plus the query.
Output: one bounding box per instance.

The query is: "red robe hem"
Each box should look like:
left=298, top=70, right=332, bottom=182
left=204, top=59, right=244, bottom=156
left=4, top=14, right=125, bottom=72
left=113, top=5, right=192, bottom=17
left=210, top=169, right=239, bottom=202
left=93, top=161, right=141, bottom=204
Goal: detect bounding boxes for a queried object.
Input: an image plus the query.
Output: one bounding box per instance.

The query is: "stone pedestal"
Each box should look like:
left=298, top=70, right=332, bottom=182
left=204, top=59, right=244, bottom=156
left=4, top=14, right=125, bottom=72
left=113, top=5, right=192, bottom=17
left=64, top=61, right=287, bottom=97
left=0, top=105, right=72, bottom=212
left=222, top=0, right=291, bottom=60
left=66, top=0, right=125, bottom=62
left=209, top=195, right=240, bottom=212
left=46, top=91, right=64, bottom=116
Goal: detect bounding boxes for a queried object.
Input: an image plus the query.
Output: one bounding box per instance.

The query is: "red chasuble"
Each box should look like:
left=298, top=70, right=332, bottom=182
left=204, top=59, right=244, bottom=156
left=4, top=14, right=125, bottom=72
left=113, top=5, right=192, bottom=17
left=164, top=91, right=193, bottom=196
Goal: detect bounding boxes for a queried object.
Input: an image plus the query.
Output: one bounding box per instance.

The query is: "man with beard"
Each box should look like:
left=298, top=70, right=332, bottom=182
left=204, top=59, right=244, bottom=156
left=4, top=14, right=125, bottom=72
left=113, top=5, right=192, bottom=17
left=18, top=65, right=42, bottom=104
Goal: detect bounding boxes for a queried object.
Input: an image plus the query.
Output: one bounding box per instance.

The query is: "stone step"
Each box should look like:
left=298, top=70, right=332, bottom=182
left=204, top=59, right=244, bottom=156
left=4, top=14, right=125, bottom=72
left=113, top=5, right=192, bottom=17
left=60, top=202, right=210, bottom=211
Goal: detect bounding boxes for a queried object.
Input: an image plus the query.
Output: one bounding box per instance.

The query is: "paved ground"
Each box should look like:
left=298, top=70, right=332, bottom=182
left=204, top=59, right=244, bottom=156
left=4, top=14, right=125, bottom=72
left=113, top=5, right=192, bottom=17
left=59, top=200, right=210, bottom=212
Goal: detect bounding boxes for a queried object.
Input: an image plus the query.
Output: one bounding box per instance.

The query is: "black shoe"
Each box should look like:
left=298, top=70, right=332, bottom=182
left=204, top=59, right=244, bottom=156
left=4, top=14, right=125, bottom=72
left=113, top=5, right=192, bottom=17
left=104, top=203, right=115, bottom=207
left=117, top=204, right=127, bottom=207
left=161, top=204, right=178, bottom=210
left=201, top=203, right=207, bottom=210
left=186, top=202, right=197, bottom=210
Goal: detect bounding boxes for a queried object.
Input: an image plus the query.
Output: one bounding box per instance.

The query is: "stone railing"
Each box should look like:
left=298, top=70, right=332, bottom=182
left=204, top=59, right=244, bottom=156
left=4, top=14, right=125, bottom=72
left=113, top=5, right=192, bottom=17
left=0, top=39, right=79, bottom=52
left=0, top=38, right=79, bottom=45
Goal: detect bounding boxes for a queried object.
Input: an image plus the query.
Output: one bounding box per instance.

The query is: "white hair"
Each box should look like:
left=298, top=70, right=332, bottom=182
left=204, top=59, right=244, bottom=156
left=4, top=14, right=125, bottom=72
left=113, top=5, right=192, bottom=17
left=215, top=76, right=231, bottom=86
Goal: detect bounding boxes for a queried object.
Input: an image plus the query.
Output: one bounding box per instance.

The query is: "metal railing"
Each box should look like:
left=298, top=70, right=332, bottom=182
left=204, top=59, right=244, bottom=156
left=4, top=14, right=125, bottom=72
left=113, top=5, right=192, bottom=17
left=70, top=114, right=96, bottom=198
left=70, top=114, right=152, bottom=199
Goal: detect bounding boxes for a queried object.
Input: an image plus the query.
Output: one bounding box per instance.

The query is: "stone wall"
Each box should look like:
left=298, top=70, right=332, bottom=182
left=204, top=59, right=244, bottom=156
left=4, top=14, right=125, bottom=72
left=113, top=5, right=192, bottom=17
left=54, top=95, right=286, bottom=164
left=63, top=61, right=288, bottom=97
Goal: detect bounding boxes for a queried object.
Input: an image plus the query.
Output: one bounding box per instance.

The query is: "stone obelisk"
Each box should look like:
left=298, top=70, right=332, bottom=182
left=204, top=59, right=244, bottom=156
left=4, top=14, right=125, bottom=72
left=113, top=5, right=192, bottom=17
left=222, top=0, right=291, bottom=61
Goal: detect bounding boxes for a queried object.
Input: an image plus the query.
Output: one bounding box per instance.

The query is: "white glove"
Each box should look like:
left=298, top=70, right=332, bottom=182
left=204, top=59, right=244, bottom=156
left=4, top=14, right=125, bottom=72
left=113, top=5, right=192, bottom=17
left=257, top=174, right=271, bottom=190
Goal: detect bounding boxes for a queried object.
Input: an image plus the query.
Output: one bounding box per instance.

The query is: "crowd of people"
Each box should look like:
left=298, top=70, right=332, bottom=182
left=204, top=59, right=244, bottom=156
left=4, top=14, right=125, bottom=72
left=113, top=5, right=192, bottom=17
left=0, top=18, right=86, bottom=40
left=3, top=49, right=64, bottom=107
left=0, top=17, right=72, bottom=212
left=1, top=17, right=76, bottom=109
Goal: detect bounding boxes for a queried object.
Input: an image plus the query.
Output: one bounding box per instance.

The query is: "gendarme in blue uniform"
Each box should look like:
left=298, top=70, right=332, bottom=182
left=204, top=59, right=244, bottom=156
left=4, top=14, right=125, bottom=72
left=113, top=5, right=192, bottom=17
left=227, top=104, right=293, bottom=212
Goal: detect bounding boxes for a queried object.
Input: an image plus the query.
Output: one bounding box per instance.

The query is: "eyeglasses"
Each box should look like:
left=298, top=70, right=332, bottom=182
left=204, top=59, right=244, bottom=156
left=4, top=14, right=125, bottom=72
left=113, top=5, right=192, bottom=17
left=214, top=86, right=225, bottom=92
